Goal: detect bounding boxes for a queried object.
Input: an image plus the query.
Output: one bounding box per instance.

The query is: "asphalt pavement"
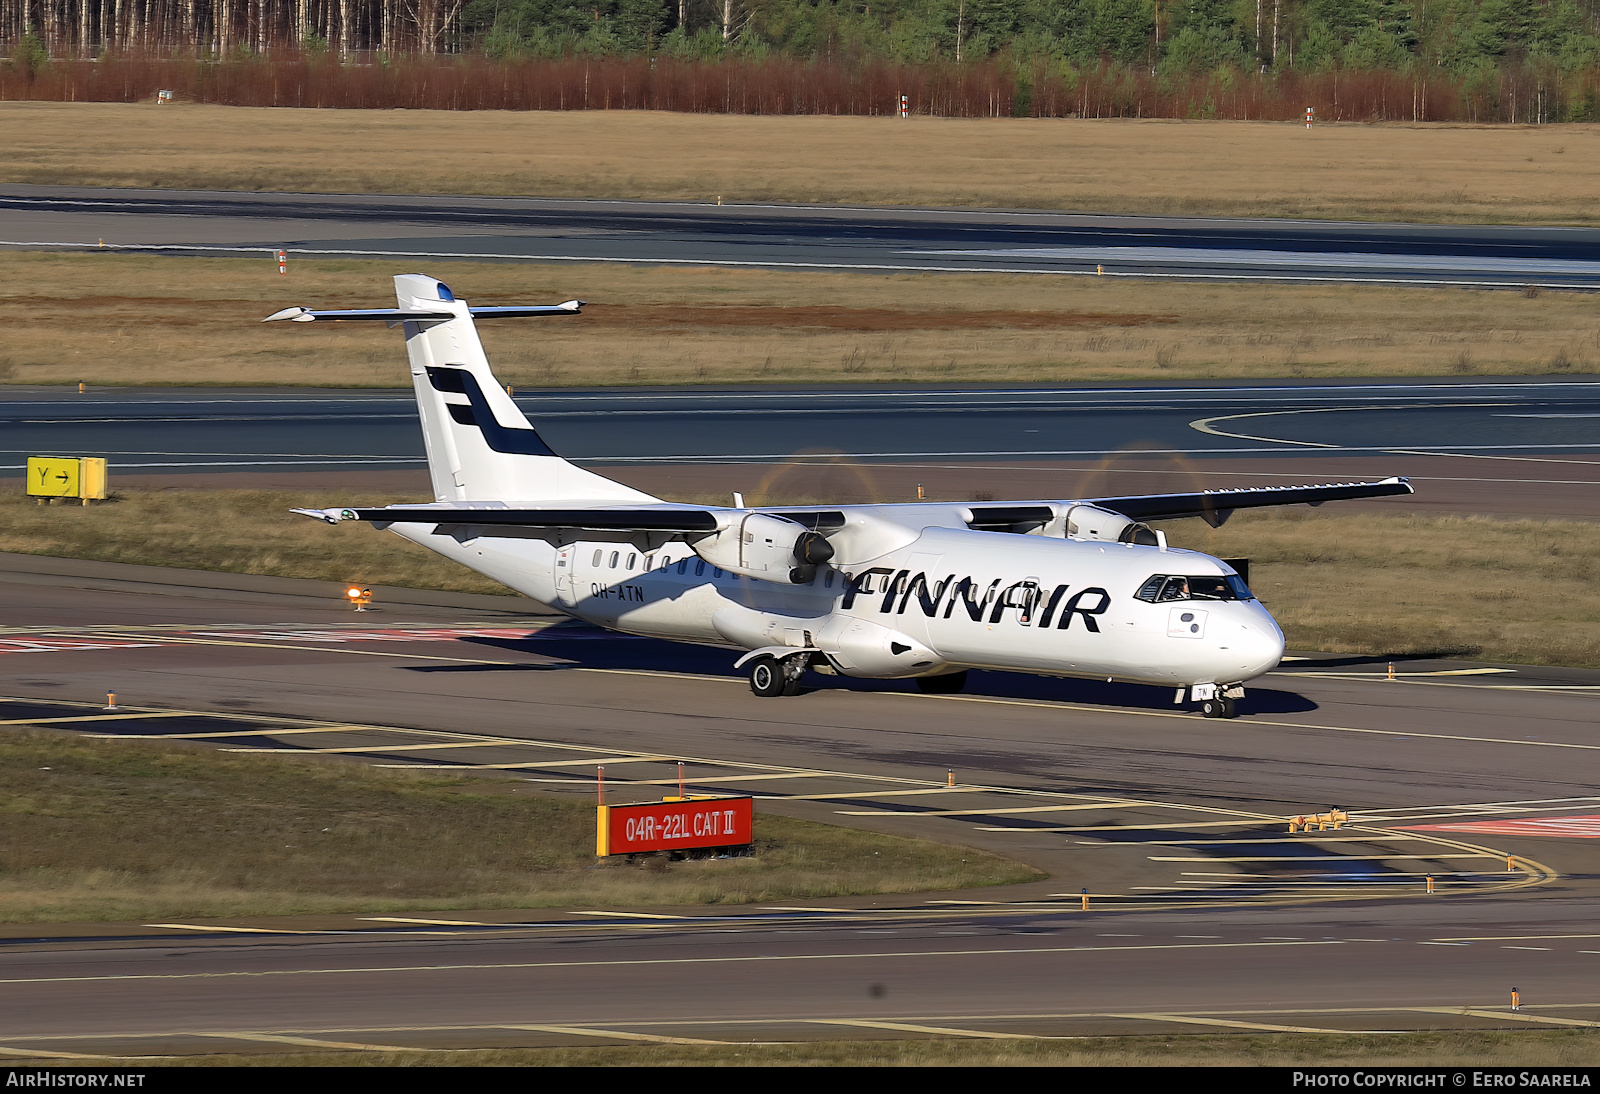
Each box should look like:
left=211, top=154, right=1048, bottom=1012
left=2, top=379, right=1597, bottom=474
left=6, top=186, right=1600, bottom=287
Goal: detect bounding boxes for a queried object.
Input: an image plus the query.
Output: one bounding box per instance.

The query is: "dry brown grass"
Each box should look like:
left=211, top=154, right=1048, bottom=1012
left=1162, top=508, right=1600, bottom=667
left=6, top=489, right=1599, bottom=668
left=3, top=251, right=1598, bottom=388
left=0, top=729, right=1034, bottom=922
left=8, top=103, right=1600, bottom=224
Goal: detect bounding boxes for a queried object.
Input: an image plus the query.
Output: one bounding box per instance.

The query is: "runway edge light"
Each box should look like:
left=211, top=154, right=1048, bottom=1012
left=346, top=585, right=373, bottom=611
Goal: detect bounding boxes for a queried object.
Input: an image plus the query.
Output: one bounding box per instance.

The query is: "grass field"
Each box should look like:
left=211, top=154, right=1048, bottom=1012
left=23, top=1030, right=1600, bottom=1067
left=7, top=103, right=1600, bottom=225
left=0, top=729, right=1034, bottom=923
left=2, top=251, right=1596, bottom=388
left=6, top=488, right=1599, bottom=668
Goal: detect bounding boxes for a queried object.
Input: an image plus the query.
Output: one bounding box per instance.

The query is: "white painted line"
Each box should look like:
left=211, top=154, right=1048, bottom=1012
left=197, top=1032, right=430, bottom=1052
left=497, top=1025, right=729, bottom=1045
left=1105, top=1012, right=1352, bottom=1034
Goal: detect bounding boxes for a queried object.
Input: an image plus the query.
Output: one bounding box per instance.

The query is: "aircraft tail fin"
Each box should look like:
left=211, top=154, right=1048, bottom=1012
left=268, top=274, right=656, bottom=505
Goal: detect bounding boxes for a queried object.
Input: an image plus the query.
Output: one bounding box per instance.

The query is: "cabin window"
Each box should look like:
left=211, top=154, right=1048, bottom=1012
left=644, top=554, right=654, bottom=570
left=695, top=560, right=706, bottom=577
left=677, top=559, right=689, bottom=575
left=713, top=567, right=723, bottom=579
left=626, top=552, right=637, bottom=570
left=609, top=551, right=620, bottom=569
left=824, top=571, right=835, bottom=589
left=592, top=550, right=602, bottom=567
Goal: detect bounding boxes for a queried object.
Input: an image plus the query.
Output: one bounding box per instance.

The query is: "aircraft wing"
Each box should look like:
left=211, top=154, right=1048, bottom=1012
left=1089, top=476, right=1414, bottom=527
left=294, top=505, right=719, bottom=531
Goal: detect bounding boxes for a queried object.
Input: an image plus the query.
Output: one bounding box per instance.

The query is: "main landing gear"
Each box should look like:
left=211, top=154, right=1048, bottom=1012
left=748, top=654, right=807, bottom=697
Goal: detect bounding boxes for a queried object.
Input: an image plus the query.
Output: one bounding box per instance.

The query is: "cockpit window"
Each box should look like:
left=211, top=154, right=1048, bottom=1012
left=1135, top=574, right=1254, bottom=603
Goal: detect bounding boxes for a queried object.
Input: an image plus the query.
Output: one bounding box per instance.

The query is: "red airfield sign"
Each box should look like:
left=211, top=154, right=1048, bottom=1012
left=597, top=796, right=754, bottom=856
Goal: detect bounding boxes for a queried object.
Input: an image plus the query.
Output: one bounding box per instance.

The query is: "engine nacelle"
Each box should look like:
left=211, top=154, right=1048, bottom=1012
left=690, top=512, right=834, bottom=584
left=1064, top=504, right=1158, bottom=546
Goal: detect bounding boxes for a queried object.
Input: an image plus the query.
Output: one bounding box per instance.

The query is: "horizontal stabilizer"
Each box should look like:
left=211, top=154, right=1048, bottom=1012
left=1094, top=477, right=1413, bottom=525
left=263, top=301, right=584, bottom=323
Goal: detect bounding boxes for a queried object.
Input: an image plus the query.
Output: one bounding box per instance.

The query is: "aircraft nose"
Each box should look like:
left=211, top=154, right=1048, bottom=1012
left=1233, top=612, right=1286, bottom=679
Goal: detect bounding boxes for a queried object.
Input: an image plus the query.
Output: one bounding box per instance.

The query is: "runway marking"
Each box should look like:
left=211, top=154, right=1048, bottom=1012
left=21, top=238, right=1596, bottom=289
left=1105, top=1013, right=1350, bottom=1034
left=0, top=712, right=211, bottom=726
left=1399, top=814, right=1600, bottom=838
left=901, top=691, right=1600, bottom=753
left=84, top=727, right=349, bottom=741
left=1148, top=854, right=1488, bottom=862
left=1189, top=403, right=1516, bottom=448
left=498, top=1025, right=728, bottom=1045
left=197, top=1032, right=430, bottom=1052
left=1434, top=935, right=1600, bottom=942
left=0, top=1045, right=108, bottom=1060
left=574, top=911, right=689, bottom=920
left=360, top=917, right=498, bottom=927
left=144, top=923, right=317, bottom=934
left=837, top=803, right=1140, bottom=817
left=810, top=1018, right=1032, bottom=1039
left=1275, top=668, right=1514, bottom=678
left=1408, top=1008, right=1600, bottom=1029
left=0, top=940, right=1346, bottom=986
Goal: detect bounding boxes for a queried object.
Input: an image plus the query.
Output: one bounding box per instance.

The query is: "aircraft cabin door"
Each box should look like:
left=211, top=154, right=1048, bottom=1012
left=554, top=545, right=577, bottom=608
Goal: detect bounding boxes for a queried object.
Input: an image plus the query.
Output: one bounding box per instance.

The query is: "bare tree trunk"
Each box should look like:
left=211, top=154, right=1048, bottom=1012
left=954, top=0, right=963, bottom=62
left=1255, top=0, right=1262, bottom=67
left=721, top=0, right=731, bottom=41
left=1272, top=0, right=1279, bottom=65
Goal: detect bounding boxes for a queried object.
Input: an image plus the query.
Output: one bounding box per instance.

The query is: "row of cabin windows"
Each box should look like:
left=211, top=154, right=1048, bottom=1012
left=584, top=549, right=838, bottom=588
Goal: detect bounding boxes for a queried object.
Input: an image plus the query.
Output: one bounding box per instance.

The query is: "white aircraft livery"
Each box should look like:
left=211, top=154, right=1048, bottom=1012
left=274, top=275, right=1413, bottom=718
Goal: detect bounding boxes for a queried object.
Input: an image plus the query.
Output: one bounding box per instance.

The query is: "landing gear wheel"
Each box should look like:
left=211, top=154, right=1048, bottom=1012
left=915, top=671, right=968, bottom=695
left=749, top=656, right=786, bottom=697
left=781, top=657, right=807, bottom=696
left=1201, top=695, right=1237, bottom=719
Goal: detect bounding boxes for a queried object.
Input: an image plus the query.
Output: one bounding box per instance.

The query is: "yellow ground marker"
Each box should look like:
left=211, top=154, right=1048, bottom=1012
left=1409, top=1008, right=1600, bottom=1028
left=0, top=712, right=208, bottom=726
left=85, top=726, right=356, bottom=740
left=811, top=1018, right=1034, bottom=1039
left=360, top=917, right=496, bottom=927
left=497, top=1025, right=728, bottom=1045
left=198, top=1032, right=431, bottom=1052
left=0, top=1045, right=111, bottom=1060
left=1106, top=1013, right=1353, bottom=1034
left=838, top=802, right=1138, bottom=817
left=145, top=924, right=320, bottom=934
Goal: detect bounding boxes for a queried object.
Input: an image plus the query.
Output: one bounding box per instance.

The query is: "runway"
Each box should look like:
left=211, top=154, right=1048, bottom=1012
left=6, top=186, right=1600, bottom=287
left=4, top=379, right=1599, bottom=475
left=0, top=554, right=1596, bottom=1056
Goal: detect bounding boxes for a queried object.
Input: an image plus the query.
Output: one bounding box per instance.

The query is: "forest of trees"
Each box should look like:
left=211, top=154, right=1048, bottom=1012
left=5, top=0, right=1600, bottom=75
left=6, top=0, right=1600, bottom=123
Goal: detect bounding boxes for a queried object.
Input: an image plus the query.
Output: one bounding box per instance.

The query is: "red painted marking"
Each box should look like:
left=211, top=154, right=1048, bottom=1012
left=603, top=797, right=754, bottom=855
left=1400, top=814, right=1600, bottom=839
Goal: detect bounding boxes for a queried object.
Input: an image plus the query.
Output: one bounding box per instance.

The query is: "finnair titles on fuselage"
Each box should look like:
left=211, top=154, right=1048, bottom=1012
left=276, top=275, right=1412, bottom=719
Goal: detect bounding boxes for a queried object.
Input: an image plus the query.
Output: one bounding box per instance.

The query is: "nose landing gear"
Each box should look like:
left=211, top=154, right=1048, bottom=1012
left=1191, top=682, right=1243, bottom=718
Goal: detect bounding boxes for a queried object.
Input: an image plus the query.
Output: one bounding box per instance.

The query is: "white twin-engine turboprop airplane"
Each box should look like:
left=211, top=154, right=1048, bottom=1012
left=274, top=275, right=1413, bottom=719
